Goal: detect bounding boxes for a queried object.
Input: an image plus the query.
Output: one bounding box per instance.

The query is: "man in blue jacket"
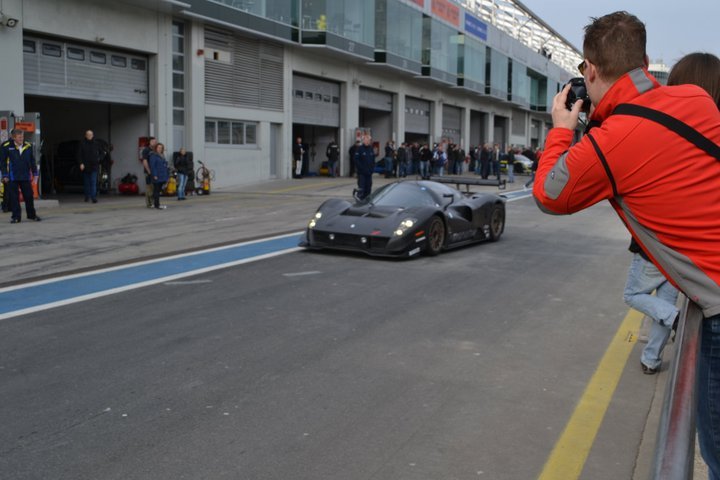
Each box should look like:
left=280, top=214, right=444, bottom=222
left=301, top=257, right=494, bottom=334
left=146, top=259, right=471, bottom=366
left=353, top=134, right=375, bottom=200
left=0, top=129, right=41, bottom=223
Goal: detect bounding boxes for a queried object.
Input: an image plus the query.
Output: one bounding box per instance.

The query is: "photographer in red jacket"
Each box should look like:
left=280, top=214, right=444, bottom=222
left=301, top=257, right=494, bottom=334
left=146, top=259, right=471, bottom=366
left=533, top=12, right=720, bottom=477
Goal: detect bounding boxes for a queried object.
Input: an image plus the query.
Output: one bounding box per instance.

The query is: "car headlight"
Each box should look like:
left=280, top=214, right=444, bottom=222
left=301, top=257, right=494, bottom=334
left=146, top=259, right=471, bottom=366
left=393, top=218, right=416, bottom=237
left=308, top=211, right=322, bottom=229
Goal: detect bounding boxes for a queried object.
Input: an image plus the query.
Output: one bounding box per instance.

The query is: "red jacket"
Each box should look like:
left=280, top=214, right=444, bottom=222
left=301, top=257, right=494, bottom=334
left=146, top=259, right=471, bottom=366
left=534, top=68, right=720, bottom=316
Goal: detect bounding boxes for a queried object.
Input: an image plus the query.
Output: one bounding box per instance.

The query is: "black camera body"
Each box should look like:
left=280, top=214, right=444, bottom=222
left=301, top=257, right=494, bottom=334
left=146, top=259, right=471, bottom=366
left=565, top=77, right=591, bottom=112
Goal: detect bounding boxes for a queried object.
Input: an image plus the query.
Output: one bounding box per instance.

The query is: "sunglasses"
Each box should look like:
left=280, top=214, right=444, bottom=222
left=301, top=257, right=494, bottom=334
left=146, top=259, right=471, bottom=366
left=578, top=60, right=586, bottom=75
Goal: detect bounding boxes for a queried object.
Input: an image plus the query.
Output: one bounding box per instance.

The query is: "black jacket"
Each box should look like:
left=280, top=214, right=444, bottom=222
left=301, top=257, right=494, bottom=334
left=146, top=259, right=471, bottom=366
left=77, top=138, right=104, bottom=172
left=354, top=144, right=375, bottom=175
left=173, top=151, right=193, bottom=175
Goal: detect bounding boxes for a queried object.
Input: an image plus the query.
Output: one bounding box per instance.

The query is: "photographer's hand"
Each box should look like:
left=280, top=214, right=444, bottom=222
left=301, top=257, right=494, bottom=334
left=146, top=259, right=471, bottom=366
left=552, top=83, right=583, bottom=130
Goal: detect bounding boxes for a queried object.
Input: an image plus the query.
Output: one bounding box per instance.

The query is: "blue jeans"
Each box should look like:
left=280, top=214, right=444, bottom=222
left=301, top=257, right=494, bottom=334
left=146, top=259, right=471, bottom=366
left=83, top=170, right=98, bottom=200
left=699, top=313, right=720, bottom=480
left=177, top=173, right=187, bottom=199
left=419, top=161, right=429, bottom=178
left=623, top=253, right=679, bottom=369
left=384, top=156, right=393, bottom=176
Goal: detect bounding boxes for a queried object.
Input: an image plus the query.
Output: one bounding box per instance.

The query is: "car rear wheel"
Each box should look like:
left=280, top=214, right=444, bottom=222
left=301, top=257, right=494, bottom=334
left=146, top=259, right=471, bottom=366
left=488, top=204, right=505, bottom=241
left=424, top=216, right=445, bottom=256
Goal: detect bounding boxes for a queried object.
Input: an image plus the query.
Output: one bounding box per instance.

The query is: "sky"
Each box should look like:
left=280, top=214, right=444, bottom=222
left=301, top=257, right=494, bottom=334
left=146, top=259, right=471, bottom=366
left=520, top=0, right=720, bottom=67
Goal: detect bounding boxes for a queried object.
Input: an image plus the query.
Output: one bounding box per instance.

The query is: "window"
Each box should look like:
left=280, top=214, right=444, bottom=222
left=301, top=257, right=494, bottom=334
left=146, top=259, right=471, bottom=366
left=42, top=43, right=62, bottom=57
left=90, top=51, right=107, bottom=64
left=205, top=119, right=258, bottom=146
left=205, top=121, right=216, bottom=143
left=111, top=55, right=127, bottom=68
left=295, top=90, right=303, bottom=98
left=23, top=40, right=36, bottom=54
left=67, top=47, right=85, bottom=61
left=131, top=59, right=146, bottom=71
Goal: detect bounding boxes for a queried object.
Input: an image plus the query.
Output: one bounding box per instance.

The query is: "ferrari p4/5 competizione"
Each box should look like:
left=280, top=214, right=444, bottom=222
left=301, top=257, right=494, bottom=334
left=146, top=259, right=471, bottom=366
left=299, top=180, right=505, bottom=257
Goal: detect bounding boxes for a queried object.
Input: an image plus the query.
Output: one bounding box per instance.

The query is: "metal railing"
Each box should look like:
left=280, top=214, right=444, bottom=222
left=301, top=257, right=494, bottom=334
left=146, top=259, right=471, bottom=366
left=650, top=297, right=704, bottom=479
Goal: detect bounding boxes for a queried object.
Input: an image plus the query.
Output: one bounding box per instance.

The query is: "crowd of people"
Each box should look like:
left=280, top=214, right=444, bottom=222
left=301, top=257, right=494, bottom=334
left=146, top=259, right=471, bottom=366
left=343, top=138, right=542, bottom=183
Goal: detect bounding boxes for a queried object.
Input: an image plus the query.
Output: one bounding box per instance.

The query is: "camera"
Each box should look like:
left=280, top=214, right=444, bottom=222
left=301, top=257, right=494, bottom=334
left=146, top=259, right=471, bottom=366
left=565, top=77, right=590, bottom=112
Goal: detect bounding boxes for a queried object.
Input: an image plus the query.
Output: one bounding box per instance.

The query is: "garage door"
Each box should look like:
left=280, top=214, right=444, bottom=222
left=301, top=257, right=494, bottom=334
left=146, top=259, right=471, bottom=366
left=405, top=97, right=431, bottom=134
left=23, top=35, right=149, bottom=106
left=292, top=74, right=340, bottom=127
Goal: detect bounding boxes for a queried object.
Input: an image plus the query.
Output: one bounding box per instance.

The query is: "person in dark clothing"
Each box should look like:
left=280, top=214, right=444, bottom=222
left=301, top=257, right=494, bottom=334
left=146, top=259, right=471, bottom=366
left=478, top=143, right=491, bottom=179
left=140, top=137, right=157, bottom=208
left=397, top=143, right=408, bottom=177
left=149, top=143, right=169, bottom=210
left=292, top=137, right=304, bottom=179
left=77, top=130, right=103, bottom=203
left=522, top=147, right=538, bottom=189
left=348, top=140, right=360, bottom=177
left=354, top=134, right=375, bottom=200
left=173, top=148, right=192, bottom=200
left=419, top=143, right=433, bottom=179
left=1, top=129, right=41, bottom=223
left=326, top=140, right=339, bottom=177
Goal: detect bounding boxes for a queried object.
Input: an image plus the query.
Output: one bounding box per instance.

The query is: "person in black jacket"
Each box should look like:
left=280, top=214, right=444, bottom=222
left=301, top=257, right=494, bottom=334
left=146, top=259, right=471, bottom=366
left=173, top=148, right=192, bottom=200
left=292, top=137, right=304, bottom=179
left=326, top=140, right=339, bottom=177
left=77, top=130, right=103, bottom=203
left=353, top=134, right=375, bottom=200
left=1, top=129, right=41, bottom=223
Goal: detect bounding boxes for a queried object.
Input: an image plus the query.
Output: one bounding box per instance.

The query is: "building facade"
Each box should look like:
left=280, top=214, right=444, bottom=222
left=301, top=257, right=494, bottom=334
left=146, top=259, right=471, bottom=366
left=0, top=0, right=579, bottom=191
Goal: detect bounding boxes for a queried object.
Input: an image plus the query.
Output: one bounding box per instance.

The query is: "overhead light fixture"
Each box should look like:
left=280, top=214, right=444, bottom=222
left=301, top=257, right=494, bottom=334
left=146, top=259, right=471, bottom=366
left=0, top=13, right=19, bottom=28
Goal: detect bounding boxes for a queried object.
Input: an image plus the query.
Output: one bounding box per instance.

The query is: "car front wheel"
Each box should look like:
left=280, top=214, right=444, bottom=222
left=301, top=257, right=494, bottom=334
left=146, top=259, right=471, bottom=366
left=488, top=204, right=505, bottom=241
left=424, top=216, right=445, bottom=256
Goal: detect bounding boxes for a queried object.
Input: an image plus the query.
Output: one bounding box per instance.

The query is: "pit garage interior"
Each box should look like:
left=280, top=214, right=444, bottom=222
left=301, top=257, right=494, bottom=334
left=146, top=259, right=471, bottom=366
left=23, top=35, right=149, bottom=195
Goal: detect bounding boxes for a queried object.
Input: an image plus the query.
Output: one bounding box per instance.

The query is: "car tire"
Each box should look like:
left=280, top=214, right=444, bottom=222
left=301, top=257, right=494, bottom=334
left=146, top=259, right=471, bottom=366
left=424, top=216, right=445, bottom=256
left=488, top=204, right=505, bottom=241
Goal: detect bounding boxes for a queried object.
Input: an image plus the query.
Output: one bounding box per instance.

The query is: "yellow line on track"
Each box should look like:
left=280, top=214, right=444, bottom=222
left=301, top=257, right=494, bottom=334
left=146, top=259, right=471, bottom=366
left=537, top=309, right=644, bottom=480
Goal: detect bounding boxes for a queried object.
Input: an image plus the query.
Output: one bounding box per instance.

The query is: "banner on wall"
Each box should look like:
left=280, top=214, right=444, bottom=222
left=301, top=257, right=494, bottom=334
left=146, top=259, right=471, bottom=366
left=431, top=0, right=460, bottom=27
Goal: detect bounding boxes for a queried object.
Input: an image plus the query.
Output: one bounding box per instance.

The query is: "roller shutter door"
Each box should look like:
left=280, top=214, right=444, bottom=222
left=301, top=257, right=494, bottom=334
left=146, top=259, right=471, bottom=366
left=405, top=97, right=431, bottom=134
left=442, top=105, right=462, bottom=141
left=359, top=87, right=392, bottom=112
left=23, top=35, right=148, bottom=106
left=292, top=74, right=340, bottom=127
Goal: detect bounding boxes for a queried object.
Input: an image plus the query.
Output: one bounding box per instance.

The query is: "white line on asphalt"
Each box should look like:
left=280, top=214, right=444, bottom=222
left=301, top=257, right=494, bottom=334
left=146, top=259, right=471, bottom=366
left=163, top=280, right=214, bottom=285
left=282, top=271, right=322, bottom=277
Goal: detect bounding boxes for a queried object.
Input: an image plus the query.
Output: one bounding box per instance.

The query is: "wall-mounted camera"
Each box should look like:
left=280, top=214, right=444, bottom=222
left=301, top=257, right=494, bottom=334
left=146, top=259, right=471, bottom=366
left=0, top=13, right=19, bottom=28
left=565, top=77, right=591, bottom=112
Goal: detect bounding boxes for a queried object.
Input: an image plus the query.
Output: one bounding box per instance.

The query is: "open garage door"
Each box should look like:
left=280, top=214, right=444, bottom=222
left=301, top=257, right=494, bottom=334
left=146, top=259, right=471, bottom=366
left=23, top=35, right=150, bottom=195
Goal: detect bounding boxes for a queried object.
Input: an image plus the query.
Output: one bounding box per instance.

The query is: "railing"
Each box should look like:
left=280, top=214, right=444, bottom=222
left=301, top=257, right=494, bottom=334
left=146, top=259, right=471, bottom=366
left=650, top=297, right=704, bottom=479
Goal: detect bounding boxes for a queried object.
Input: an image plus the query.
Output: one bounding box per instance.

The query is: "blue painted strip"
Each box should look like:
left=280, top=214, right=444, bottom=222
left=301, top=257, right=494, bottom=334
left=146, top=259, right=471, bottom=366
left=0, top=234, right=302, bottom=315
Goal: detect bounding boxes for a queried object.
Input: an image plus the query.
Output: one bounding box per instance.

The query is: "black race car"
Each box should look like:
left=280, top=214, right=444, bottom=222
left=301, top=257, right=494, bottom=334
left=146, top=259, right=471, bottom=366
left=299, top=180, right=505, bottom=258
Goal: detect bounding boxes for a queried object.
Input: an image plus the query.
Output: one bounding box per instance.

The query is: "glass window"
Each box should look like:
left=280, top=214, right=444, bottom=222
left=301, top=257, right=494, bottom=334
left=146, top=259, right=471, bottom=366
left=232, top=122, right=245, bottom=144
left=172, top=36, right=184, bottom=54
left=131, top=59, right=146, bottom=71
left=428, top=19, right=459, bottom=74
left=42, top=43, right=62, bottom=57
left=172, top=22, right=185, bottom=36
left=314, top=93, right=322, bottom=101
left=332, top=96, right=339, bottom=104
left=295, top=89, right=304, bottom=98
left=173, top=91, right=184, bottom=108
left=382, top=0, right=422, bottom=62
left=304, top=91, right=313, bottom=100
left=323, top=94, right=331, bottom=103
left=67, top=47, right=85, bottom=61
left=172, top=54, right=184, bottom=72
left=111, top=55, right=127, bottom=68
left=23, top=40, right=36, bottom=54
left=487, top=48, right=509, bottom=98
left=173, top=73, right=184, bottom=90
left=205, top=121, right=216, bottom=143
left=173, top=109, right=185, bottom=126
left=245, top=124, right=257, bottom=144
left=217, top=121, right=231, bottom=144
left=90, top=51, right=107, bottom=64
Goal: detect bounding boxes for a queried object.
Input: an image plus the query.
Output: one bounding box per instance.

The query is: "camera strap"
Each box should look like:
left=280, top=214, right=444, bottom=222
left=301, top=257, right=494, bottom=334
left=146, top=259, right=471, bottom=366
left=612, top=103, right=720, bottom=161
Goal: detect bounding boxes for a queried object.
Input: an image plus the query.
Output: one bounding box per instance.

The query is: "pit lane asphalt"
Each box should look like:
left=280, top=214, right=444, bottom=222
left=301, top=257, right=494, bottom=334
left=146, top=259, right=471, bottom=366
left=2, top=179, right=688, bottom=478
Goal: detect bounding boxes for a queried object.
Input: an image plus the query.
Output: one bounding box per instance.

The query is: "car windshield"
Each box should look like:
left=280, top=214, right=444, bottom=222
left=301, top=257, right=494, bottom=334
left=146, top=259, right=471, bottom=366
left=361, top=182, right=438, bottom=207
